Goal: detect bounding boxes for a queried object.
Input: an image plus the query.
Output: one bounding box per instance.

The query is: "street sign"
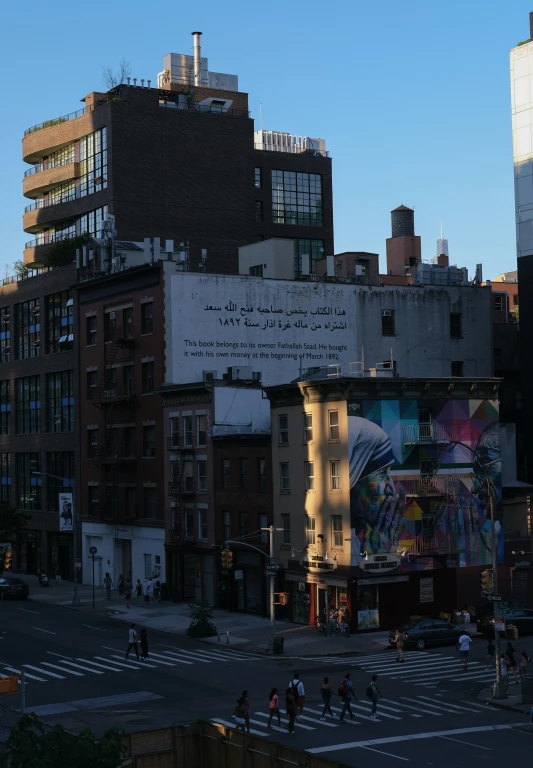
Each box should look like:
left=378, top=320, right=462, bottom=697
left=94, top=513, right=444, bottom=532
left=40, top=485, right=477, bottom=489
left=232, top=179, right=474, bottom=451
left=89, top=546, right=97, bottom=555
left=265, top=563, right=281, bottom=571
left=494, top=616, right=505, bottom=631
left=487, top=594, right=503, bottom=602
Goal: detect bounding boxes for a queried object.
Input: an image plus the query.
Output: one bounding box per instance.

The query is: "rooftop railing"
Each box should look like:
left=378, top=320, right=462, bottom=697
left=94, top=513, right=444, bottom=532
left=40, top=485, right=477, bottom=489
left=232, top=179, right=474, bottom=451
left=24, top=95, right=113, bottom=137
left=1, top=266, right=54, bottom=287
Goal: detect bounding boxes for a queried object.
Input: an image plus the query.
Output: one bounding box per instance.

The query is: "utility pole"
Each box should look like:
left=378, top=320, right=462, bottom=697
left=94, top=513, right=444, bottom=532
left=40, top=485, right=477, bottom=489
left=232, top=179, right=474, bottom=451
left=490, top=491, right=505, bottom=699
left=268, top=525, right=276, bottom=650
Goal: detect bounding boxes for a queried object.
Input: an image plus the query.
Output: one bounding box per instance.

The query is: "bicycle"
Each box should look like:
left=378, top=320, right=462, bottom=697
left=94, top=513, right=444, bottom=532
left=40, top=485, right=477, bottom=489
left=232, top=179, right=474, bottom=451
left=315, top=614, right=327, bottom=634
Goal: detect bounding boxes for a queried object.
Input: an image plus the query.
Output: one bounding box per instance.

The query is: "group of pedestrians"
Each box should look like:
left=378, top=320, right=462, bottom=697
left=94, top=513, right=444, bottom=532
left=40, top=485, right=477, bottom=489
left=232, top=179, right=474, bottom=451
left=103, top=573, right=161, bottom=606
left=232, top=670, right=383, bottom=733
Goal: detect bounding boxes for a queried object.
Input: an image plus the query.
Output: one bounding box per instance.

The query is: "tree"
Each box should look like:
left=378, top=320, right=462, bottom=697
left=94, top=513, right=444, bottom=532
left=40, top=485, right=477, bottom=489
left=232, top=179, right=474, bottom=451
left=13, top=260, right=31, bottom=278
left=0, top=501, right=29, bottom=541
left=187, top=599, right=217, bottom=638
left=6, top=713, right=125, bottom=768
left=42, top=233, right=91, bottom=268
left=102, top=59, right=132, bottom=90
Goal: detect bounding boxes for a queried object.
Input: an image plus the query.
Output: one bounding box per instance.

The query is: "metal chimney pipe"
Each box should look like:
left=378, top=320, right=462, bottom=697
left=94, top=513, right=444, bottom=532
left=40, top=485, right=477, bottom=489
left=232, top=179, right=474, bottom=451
left=192, top=31, right=202, bottom=86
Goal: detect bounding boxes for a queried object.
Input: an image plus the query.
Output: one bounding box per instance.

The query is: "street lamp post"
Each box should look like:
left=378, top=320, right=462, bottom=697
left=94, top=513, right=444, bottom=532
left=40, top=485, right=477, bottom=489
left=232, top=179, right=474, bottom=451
left=32, top=471, right=80, bottom=606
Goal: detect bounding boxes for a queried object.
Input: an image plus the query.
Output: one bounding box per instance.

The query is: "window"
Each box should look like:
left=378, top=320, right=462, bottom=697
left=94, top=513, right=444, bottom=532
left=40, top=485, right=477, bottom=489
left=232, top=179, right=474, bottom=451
left=143, top=487, right=157, bottom=519
left=303, top=413, right=313, bottom=442
left=329, top=410, right=339, bottom=440
left=142, top=361, right=154, bottom=394
left=281, top=513, right=291, bottom=545
left=88, top=485, right=99, bottom=516
left=185, top=505, right=195, bottom=539
left=183, top=458, right=194, bottom=492
left=0, top=307, right=10, bottom=363
left=144, top=553, right=152, bottom=579
left=223, top=511, right=231, bottom=541
left=249, top=264, right=263, bottom=277
left=46, top=452, right=74, bottom=510
left=183, top=416, right=193, bottom=447
left=104, top=367, right=117, bottom=398
left=0, top=454, right=11, bottom=503
left=330, top=460, right=341, bottom=490
left=304, top=461, right=315, bottom=491
left=15, top=299, right=40, bottom=359
left=255, top=200, right=264, bottom=222
left=86, top=315, right=97, bottom=346
left=169, top=416, right=179, bottom=449
left=16, top=453, right=41, bottom=510
left=450, top=312, right=462, bottom=338
left=124, top=426, right=135, bottom=457
left=0, top=380, right=10, bottom=435
left=222, top=458, right=230, bottom=488
left=255, top=167, right=262, bottom=188
left=197, top=460, right=207, bottom=493
left=198, top=509, right=208, bottom=541
left=240, top=511, right=248, bottom=538
left=123, top=365, right=135, bottom=396
left=513, top=294, right=519, bottom=306
left=451, top=361, right=464, bottom=377
left=79, top=204, right=108, bottom=238
left=240, top=458, right=249, bottom=489
left=87, top=370, right=97, bottom=400
left=280, top=462, right=290, bottom=491
left=47, top=371, right=74, bottom=432
left=305, top=514, right=316, bottom=546
left=293, top=238, right=325, bottom=278
left=258, top=458, right=266, bottom=491
left=87, top=428, right=98, bottom=460
left=15, top=377, right=40, bottom=435
left=278, top=414, right=288, bottom=444
left=45, top=291, right=73, bottom=353
left=272, top=170, right=323, bottom=226
left=381, top=309, right=395, bottom=336
left=332, top=515, right=343, bottom=547
left=105, top=311, right=117, bottom=341
left=494, top=295, right=503, bottom=312
left=420, top=460, right=433, bottom=477
left=141, top=302, right=154, bottom=334
left=259, top=514, right=268, bottom=544
left=79, top=127, right=107, bottom=197
left=105, top=427, right=119, bottom=459
left=196, top=415, right=207, bottom=447
left=143, top=426, right=156, bottom=457
left=123, top=308, right=133, bottom=338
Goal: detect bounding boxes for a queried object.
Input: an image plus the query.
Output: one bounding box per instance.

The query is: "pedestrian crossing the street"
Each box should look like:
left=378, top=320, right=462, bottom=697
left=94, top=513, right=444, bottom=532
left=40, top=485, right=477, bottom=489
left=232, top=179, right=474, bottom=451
left=211, top=694, right=492, bottom=738
left=0, top=645, right=260, bottom=684
left=304, top=651, right=501, bottom=687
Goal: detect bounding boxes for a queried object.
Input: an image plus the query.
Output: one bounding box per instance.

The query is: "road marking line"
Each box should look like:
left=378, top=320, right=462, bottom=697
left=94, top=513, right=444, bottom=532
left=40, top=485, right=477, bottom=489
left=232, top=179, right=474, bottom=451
left=248, top=717, right=286, bottom=733
left=379, top=698, right=441, bottom=716
left=76, top=658, right=123, bottom=672
left=303, top=706, right=361, bottom=725
left=32, top=627, right=56, bottom=635
left=82, top=624, right=107, bottom=632
left=345, top=702, right=401, bottom=721
left=329, top=704, right=373, bottom=723
left=256, top=711, right=314, bottom=731
left=140, top=651, right=184, bottom=666
left=55, top=660, right=103, bottom=675
left=414, top=695, right=485, bottom=713
left=155, top=650, right=212, bottom=664
left=276, top=709, right=337, bottom=728
left=18, top=608, right=39, bottom=614
left=102, top=646, right=124, bottom=653
left=109, top=655, right=158, bottom=669
left=40, top=662, right=85, bottom=677
left=361, top=659, right=475, bottom=674
left=438, top=735, right=491, bottom=750
left=2, top=665, right=45, bottom=681
left=211, top=719, right=270, bottom=737
left=23, top=664, right=65, bottom=679
left=307, top=723, right=517, bottom=754
left=47, top=652, right=72, bottom=660
left=189, top=650, right=251, bottom=661
left=94, top=656, right=141, bottom=670
left=400, top=697, right=461, bottom=714
left=360, top=745, right=410, bottom=761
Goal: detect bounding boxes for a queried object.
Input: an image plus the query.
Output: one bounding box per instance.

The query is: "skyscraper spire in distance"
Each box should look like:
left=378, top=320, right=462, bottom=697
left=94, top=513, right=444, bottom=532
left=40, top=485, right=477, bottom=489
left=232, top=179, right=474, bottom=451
left=437, top=221, right=449, bottom=258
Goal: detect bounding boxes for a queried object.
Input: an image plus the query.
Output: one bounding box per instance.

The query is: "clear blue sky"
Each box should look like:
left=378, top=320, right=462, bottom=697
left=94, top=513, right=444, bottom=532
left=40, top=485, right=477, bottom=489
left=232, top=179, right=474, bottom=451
left=0, top=0, right=528, bottom=279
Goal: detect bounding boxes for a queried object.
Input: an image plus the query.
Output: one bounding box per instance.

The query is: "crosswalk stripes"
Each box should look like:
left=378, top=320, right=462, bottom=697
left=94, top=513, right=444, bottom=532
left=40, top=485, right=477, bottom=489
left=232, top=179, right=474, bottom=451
left=0, top=645, right=264, bottom=684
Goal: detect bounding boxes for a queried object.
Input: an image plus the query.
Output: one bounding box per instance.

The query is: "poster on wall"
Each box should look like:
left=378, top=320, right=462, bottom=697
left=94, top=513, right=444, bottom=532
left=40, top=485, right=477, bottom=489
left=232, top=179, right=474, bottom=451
left=420, top=577, right=434, bottom=603
left=347, top=399, right=502, bottom=571
left=58, top=493, right=73, bottom=532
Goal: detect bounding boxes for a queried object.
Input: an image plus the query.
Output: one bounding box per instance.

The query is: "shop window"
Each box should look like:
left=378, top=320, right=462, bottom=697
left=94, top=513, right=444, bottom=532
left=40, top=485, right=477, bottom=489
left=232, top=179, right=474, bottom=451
left=357, top=584, right=379, bottom=630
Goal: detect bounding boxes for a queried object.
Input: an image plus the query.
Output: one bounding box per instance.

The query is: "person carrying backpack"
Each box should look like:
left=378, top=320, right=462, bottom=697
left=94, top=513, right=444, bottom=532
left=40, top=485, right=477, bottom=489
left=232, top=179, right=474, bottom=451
left=338, top=672, right=356, bottom=721
left=366, top=674, right=382, bottom=720
left=320, top=676, right=334, bottom=720
left=285, top=686, right=297, bottom=733
left=289, top=672, right=305, bottom=718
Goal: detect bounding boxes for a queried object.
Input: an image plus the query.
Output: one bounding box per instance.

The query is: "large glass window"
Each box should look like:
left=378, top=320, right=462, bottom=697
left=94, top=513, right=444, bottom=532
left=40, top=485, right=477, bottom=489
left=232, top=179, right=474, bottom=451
left=15, top=299, right=40, bottom=359
left=46, top=291, right=73, bottom=353
left=0, top=381, right=10, bottom=435
left=293, top=238, right=325, bottom=277
left=0, top=307, right=11, bottom=362
left=44, top=143, right=75, bottom=170
left=16, top=376, right=40, bottom=434
left=0, top=454, right=11, bottom=503
left=79, top=205, right=108, bottom=238
left=47, top=371, right=74, bottom=432
left=272, top=170, right=323, bottom=226
left=80, top=128, right=108, bottom=197
left=35, top=180, right=75, bottom=208
left=46, top=452, right=75, bottom=511
left=16, top=453, right=41, bottom=510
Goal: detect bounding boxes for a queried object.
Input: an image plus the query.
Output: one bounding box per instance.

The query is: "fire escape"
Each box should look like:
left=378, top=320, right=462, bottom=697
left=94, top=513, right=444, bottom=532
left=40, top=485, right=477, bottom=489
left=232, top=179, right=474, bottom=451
left=89, top=322, right=137, bottom=538
left=166, top=429, right=196, bottom=601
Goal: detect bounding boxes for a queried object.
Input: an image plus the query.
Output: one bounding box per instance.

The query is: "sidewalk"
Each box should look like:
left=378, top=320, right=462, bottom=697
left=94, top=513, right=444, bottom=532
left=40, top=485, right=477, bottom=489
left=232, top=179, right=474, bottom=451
left=478, top=683, right=533, bottom=715
left=16, top=573, right=393, bottom=656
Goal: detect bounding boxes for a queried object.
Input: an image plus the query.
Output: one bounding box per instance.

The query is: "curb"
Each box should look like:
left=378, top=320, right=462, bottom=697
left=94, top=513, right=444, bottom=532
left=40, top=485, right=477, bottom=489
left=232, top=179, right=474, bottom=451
left=478, top=687, right=531, bottom=714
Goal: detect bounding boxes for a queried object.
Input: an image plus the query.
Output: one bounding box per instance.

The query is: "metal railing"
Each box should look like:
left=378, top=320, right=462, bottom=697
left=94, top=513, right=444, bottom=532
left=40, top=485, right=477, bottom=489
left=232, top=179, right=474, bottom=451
left=24, top=95, right=113, bottom=137
left=254, top=143, right=329, bottom=157
left=1, top=266, right=54, bottom=287
left=24, top=194, right=76, bottom=212
left=158, top=97, right=250, bottom=118
left=25, top=232, right=75, bottom=250
left=408, top=475, right=462, bottom=497
left=168, top=481, right=195, bottom=496
left=401, top=423, right=460, bottom=445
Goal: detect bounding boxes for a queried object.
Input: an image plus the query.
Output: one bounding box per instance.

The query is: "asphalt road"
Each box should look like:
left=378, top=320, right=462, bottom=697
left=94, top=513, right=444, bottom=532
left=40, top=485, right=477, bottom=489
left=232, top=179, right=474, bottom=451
left=0, top=598, right=531, bottom=767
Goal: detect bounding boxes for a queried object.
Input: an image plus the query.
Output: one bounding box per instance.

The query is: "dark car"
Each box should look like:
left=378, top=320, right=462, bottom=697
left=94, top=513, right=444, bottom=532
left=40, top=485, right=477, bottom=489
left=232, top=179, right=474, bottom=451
left=0, top=577, right=29, bottom=600
left=477, top=608, right=533, bottom=637
left=389, top=619, right=470, bottom=651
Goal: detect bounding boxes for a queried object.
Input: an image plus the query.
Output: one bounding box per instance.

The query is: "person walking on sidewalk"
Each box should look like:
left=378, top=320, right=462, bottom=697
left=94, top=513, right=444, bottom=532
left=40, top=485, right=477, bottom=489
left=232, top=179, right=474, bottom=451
left=486, top=638, right=495, bottom=669
left=135, top=579, right=144, bottom=599
left=320, top=676, right=334, bottom=720
left=241, top=690, right=251, bottom=733
left=103, top=572, right=113, bottom=600
left=519, top=651, right=530, bottom=682
left=289, top=673, right=305, bottom=718
left=267, top=688, right=281, bottom=728
left=367, top=675, right=382, bottom=720
left=394, top=628, right=405, bottom=663
left=338, top=672, right=356, bottom=722
left=55, top=565, right=62, bottom=583
left=456, top=631, right=473, bottom=671
left=285, top=686, right=297, bottom=733
left=125, top=624, right=140, bottom=659
left=500, top=652, right=509, bottom=693
left=118, top=574, right=125, bottom=599
left=140, top=628, right=149, bottom=660
left=504, top=642, right=519, bottom=684
left=124, top=578, right=133, bottom=609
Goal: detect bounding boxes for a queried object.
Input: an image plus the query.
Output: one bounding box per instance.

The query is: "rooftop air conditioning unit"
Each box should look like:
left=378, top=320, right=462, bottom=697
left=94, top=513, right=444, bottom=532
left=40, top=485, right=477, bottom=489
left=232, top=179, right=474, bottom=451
left=203, top=370, right=217, bottom=382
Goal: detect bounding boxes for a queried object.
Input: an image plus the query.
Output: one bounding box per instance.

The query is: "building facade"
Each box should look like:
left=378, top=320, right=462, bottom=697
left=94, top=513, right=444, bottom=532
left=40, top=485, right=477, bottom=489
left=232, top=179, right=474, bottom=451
left=266, top=375, right=502, bottom=631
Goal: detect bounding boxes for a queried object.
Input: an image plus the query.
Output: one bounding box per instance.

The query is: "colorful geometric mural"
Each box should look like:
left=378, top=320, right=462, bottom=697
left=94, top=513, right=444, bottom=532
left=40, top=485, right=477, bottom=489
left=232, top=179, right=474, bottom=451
left=347, top=399, right=502, bottom=571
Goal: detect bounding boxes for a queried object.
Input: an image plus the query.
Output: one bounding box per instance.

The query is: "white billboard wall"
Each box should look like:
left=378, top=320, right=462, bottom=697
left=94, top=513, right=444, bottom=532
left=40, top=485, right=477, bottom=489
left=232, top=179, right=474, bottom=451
left=166, top=273, right=358, bottom=385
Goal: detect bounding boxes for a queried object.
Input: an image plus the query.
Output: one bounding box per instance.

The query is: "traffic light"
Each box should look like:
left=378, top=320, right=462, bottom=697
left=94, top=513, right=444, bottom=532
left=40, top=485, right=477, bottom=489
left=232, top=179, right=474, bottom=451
left=275, top=592, right=289, bottom=606
left=220, top=549, right=234, bottom=569
left=480, top=569, right=493, bottom=594
left=4, top=551, right=12, bottom=571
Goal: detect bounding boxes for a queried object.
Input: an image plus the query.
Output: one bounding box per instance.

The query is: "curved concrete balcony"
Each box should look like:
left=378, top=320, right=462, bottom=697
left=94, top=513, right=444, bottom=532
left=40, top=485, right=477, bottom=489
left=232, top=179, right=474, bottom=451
left=23, top=109, right=106, bottom=164
left=23, top=242, right=57, bottom=267
left=23, top=162, right=80, bottom=199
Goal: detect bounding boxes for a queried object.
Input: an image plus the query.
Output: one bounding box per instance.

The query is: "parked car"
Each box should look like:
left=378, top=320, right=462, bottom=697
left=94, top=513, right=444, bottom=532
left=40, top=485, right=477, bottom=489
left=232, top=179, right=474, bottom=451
left=0, top=577, right=29, bottom=600
left=389, top=619, right=471, bottom=650
left=477, top=608, right=533, bottom=637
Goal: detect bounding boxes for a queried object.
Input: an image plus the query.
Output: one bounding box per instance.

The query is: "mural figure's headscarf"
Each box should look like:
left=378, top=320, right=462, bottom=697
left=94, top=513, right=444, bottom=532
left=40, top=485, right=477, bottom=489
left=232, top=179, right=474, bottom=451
left=349, top=416, right=396, bottom=488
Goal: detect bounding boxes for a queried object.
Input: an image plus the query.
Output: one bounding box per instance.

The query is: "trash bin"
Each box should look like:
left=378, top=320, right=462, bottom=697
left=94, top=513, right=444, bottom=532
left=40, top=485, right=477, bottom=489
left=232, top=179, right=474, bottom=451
left=506, top=625, right=519, bottom=640
left=273, top=636, right=284, bottom=655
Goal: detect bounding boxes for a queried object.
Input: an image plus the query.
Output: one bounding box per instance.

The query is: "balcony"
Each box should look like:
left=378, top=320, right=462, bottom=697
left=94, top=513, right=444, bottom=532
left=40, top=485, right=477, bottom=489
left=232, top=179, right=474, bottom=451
left=23, top=233, right=77, bottom=267
left=168, top=481, right=195, bottom=497
left=401, top=423, right=460, bottom=445
left=23, top=162, right=80, bottom=199
left=406, top=476, right=462, bottom=497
